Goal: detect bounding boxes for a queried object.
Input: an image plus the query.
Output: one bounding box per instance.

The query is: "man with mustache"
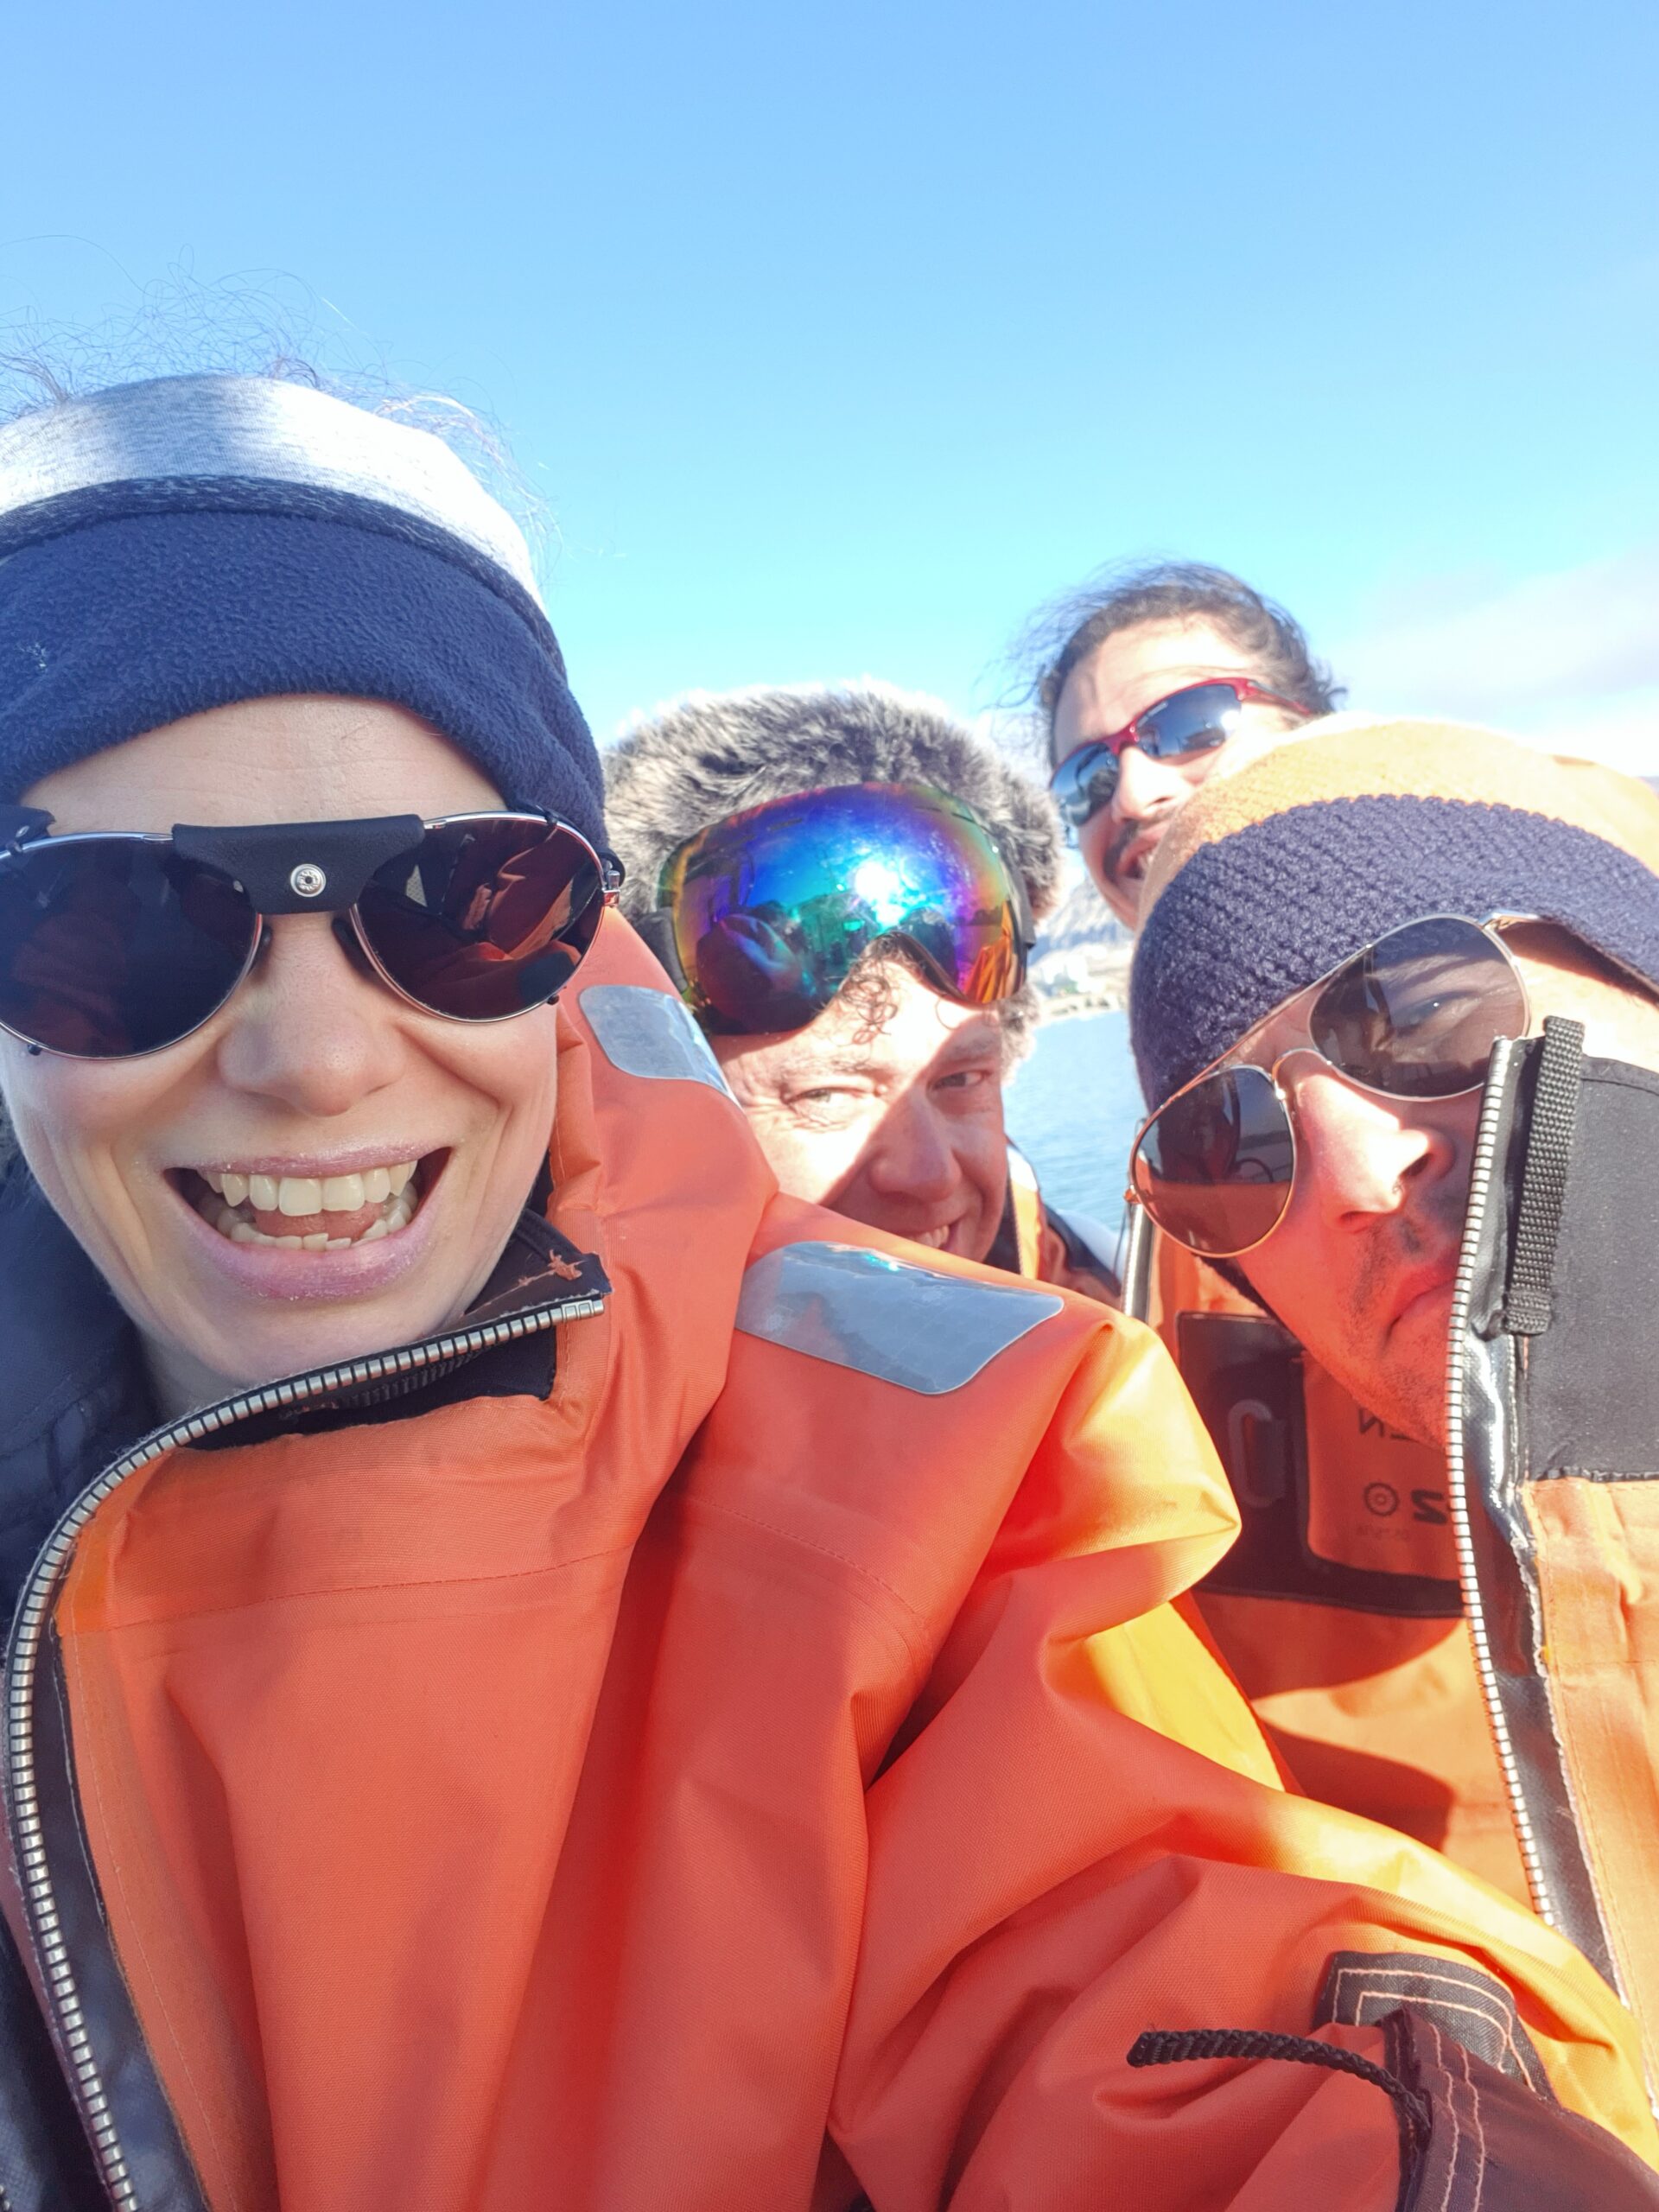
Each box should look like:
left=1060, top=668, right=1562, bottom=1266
left=1034, top=561, right=1340, bottom=925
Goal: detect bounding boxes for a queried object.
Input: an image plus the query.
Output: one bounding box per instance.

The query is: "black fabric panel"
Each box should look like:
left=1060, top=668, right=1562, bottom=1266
left=1457, top=1043, right=1620, bottom=1986
left=29, top=1630, right=209, bottom=2211
left=1180, top=1313, right=1462, bottom=1617
left=1383, top=2007, right=1659, bottom=2212
left=0, top=1905, right=105, bottom=2212
left=0, top=1171, right=156, bottom=1627
left=1316, top=1950, right=1552, bottom=2097
left=1521, top=1057, right=1659, bottom=1478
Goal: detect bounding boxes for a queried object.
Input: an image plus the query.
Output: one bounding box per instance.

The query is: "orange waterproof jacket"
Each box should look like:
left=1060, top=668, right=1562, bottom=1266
left=1138, top=1230, right=1530, bottom=1904
left=999, top=1143, right=1120, bottom=1303
left=3, top=916, right=1656, bottom=2210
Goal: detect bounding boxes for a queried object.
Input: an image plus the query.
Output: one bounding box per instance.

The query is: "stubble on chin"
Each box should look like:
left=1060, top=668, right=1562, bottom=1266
left=1313, top=1219, right=1460, bottom=1452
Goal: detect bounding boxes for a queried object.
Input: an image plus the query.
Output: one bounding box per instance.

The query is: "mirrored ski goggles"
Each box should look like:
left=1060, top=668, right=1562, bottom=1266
left=0, top=805, right=617, bottom=1059
left=652, top=781, right=1033, bottom=1036
left=1049, top=677, right=1311, bottom=832
left=1128, top=915, right=1530, bottom=1258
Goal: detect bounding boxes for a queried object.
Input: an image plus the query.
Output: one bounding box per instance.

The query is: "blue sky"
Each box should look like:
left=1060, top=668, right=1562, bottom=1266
left=5, top=0, right=1658, bottom=762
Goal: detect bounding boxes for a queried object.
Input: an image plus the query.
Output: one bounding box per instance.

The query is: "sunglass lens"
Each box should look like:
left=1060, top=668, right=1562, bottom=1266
left=1309, top=917, right=1527, bottom=1099
left=1136, top=683, right=1243, bottom=763
left=1133, top=1065, right=1294, bottom=1256
left=357, top=818, right=604, bottom=1020
left=1052, top=741, right=1120, bottom=830
left=0, top=841, right=255, bottom=1057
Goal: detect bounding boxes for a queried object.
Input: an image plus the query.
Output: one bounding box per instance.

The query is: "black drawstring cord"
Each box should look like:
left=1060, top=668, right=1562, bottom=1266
left=1128, top=2026, right=1432, bottom=2154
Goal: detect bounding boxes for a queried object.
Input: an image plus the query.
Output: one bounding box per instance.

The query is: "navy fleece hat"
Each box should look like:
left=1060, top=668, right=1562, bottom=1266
left=0, top=375, right=605, bottom=849
left=1130, top=718, right=1659, bottom=1109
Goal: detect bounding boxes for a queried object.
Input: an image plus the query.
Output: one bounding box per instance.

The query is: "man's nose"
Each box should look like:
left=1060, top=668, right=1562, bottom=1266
left=1283, top=1060, right=1462, bottom=1227
left=1111, top=742, right=1192, bottom=823
left=209, top=914, right=408, bottom=1116
left=862, top=1089, right=959, bottom=1204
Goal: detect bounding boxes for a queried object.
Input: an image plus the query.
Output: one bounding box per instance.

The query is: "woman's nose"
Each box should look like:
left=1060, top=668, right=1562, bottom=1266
left=210, top=913, right=408, bottom=1116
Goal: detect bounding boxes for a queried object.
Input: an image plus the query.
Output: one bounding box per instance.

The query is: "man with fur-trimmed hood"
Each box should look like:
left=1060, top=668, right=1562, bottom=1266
left=605, top=683, right=1115, bottom=1294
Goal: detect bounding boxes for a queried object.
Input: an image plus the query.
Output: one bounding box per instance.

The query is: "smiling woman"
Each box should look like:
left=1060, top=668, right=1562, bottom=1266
left=3, top=696, right=601, bottom=1414
left=0, top=374, right=611, bottom=1419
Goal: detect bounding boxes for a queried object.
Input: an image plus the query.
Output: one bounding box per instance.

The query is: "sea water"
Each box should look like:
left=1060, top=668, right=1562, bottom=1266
left=1003, top=1009, right=1142, bottom=1241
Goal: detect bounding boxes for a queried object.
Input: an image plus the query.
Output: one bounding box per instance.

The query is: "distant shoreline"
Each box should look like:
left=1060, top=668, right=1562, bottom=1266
left=1031, top=942, right=1132, bottom=1022
left=1034, top=983, right=1126, bottom=1021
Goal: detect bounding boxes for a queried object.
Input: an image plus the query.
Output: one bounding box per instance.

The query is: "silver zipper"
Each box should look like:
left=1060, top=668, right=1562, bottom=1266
left=2, top=1288, right=604, bottom=2209
left=1441, top=1037, right=1554, bottom=1922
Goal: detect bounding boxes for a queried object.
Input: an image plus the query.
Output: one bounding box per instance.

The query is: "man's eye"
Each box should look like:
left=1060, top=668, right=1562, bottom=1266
left=934, top=1067, right=993, bottom=1093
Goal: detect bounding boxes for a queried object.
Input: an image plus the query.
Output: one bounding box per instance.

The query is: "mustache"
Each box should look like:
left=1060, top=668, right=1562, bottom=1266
left=1351, top=1198, right=1465, bottom=1329
left=1102, top=818, right=1147, bottom=883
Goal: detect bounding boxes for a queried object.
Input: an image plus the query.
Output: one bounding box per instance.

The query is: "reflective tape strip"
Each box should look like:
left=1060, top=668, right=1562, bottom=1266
left=0, top=373, right=541, bottom=601
left=579, top=983, right=734, bottom=1096
left=735, top=1241, right=1063, bottom=1394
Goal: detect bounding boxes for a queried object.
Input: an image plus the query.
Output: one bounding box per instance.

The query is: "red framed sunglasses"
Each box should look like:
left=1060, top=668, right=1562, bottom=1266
left=1049, top=677, right=1312, bottom=831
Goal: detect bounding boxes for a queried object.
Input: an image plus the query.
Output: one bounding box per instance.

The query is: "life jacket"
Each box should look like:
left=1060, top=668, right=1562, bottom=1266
left=992, top=1143, right=1120, bottom=1304
left=1127, top=1216, right=1530, bottom=1904
left=1, top=915, right=1655, bottom=2210
left=1451, top=1018, right=1659, bottom=2079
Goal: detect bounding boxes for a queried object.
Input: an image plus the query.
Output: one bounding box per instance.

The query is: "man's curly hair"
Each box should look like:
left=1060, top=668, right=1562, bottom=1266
left=604, top=683, right=1062, bottom=1060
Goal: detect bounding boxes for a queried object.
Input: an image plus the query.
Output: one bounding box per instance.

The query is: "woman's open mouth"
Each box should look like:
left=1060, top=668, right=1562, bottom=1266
left=177, top=1154, right=443, bottom=1250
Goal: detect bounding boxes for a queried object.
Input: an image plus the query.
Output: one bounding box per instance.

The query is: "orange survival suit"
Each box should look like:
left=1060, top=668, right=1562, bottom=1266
left=991, top=1141, right=1121, bottom=1303
left=1117, top=746, right=1659, bottom=1915
left=1132, top=1223, right=1529, bottom=1904
left=3, top=916, right=1657, bottom=2211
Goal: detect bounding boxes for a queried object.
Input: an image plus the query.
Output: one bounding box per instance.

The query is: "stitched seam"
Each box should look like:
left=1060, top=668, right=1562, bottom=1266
left=1330, top=1967, right=1535, bottom=2090
left=1454, top=2026, right=1489, bottom=2210
left=58, top=1535, right=639, bottom=1632
left=676, top=1492, right=937, bottom=1669
left=1423, top=2017, right=1456, bottom=2212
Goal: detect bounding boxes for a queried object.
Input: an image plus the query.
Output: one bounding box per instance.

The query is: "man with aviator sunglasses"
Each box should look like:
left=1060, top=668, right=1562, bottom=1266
left=1129, top=719, right=1659, bottom=2056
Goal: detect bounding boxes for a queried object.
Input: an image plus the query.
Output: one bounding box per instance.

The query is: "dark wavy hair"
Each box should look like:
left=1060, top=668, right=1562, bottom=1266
left=1022, top=560, right=1344, bottom=764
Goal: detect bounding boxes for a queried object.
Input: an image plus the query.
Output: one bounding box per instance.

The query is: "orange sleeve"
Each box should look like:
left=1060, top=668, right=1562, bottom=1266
left=828, top=1334, right=1658, bottom=2209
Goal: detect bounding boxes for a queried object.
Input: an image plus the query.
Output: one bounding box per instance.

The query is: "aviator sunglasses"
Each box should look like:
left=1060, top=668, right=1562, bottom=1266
left=647, top=781, right=1033, bottom=1036
left=1049, top=677, right=1312, bottom=833
left=1128, top=914, right=1531, bottom=1259
left=0, top=804, right=618, bottom=1059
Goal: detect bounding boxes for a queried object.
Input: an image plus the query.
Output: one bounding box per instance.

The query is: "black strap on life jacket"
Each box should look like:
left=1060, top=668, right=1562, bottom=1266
left=1501, top=1016, right=1584, bottom=1337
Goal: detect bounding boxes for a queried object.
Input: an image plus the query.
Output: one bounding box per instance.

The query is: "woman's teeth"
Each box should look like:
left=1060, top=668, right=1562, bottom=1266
left=913, top=1224, right=951, bottom=1250
left=194, top=1161, right=422, bottom=1249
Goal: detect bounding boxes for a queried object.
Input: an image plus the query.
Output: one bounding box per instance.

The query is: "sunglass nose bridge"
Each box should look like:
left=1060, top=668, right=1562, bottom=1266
left=171, top=816, right=426, bottom=913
